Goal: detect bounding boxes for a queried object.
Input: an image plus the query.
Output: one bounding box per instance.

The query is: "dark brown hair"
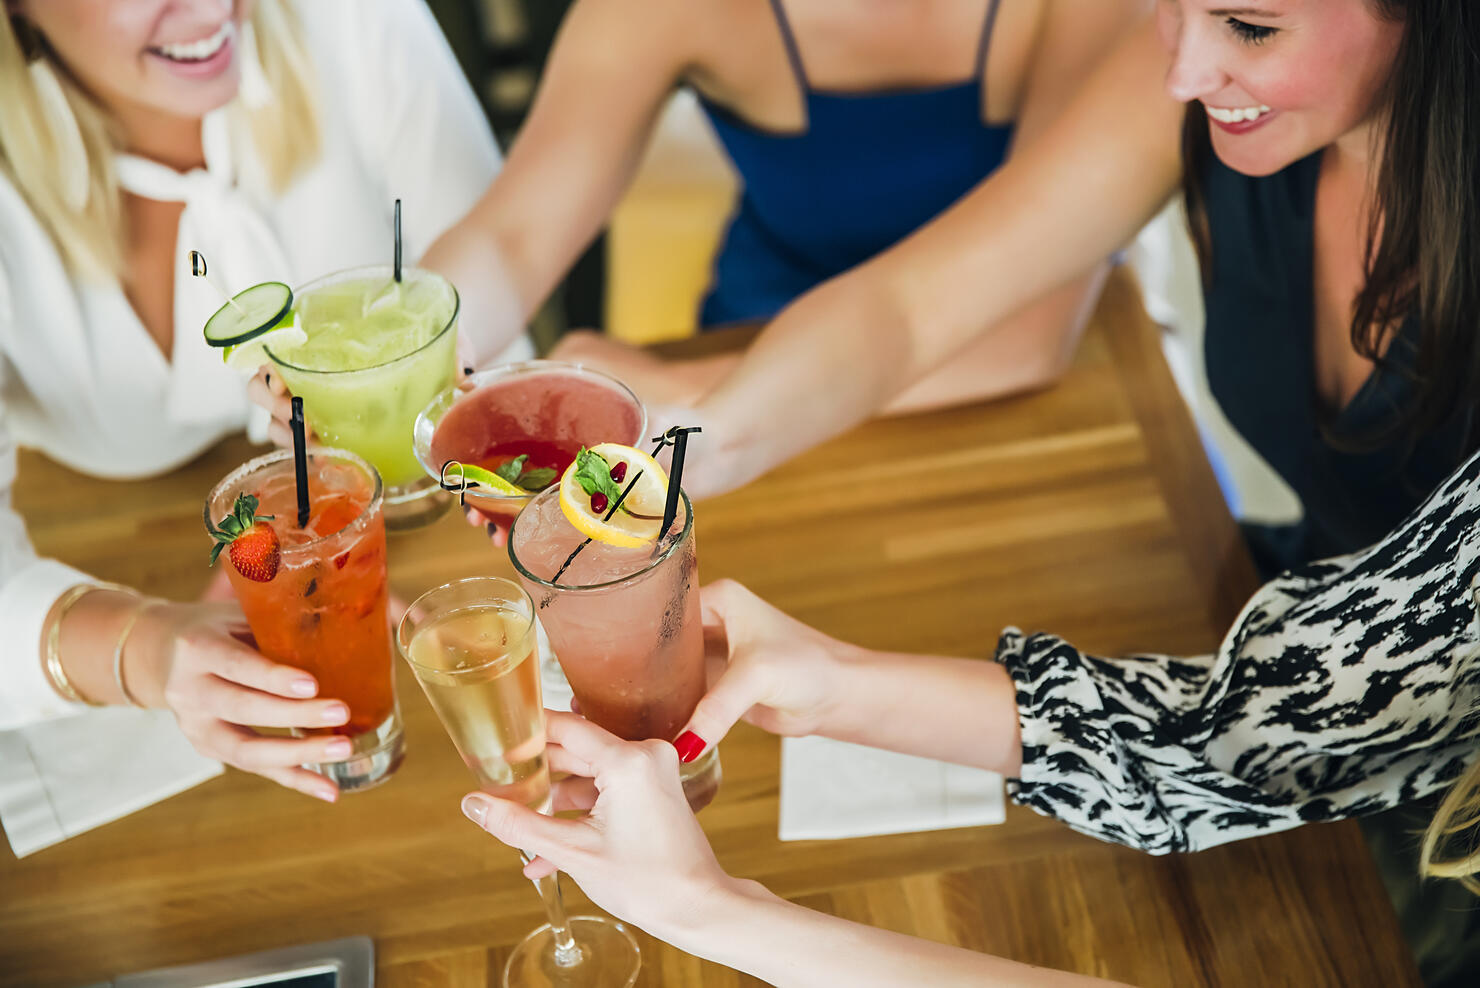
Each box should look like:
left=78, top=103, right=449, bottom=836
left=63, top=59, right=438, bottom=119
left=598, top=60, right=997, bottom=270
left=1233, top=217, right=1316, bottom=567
left=1182, top=0, right=1480, bottom=453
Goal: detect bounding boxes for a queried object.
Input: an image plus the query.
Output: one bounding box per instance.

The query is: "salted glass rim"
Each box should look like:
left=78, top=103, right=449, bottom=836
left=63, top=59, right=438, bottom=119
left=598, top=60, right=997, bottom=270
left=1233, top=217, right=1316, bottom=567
left=203, top=446, right=383, bottom=560
left=265, top=264, right=461, bottom=375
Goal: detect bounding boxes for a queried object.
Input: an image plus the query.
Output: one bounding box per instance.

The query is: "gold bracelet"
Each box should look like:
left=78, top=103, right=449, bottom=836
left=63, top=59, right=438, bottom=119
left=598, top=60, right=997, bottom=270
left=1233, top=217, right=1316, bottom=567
left=114, top=599, right=160, bottom=709
left=43, top=581, right=135, bottom=707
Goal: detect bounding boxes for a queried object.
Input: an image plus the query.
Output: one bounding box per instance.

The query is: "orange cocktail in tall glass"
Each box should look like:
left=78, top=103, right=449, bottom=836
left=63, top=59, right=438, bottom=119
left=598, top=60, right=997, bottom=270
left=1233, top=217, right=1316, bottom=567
left=204, top=447, right=403, bottom=791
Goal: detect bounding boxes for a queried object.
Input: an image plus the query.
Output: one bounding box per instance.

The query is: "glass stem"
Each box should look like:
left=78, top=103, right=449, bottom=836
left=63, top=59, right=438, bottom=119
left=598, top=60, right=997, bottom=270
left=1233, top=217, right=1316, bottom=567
left=525, top=854, right=582, bottom=967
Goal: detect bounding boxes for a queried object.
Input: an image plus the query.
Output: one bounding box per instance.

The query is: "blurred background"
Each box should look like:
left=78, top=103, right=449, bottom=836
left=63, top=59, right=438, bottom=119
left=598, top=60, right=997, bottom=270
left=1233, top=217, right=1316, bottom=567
left=426, top=0, right=740, bottom=351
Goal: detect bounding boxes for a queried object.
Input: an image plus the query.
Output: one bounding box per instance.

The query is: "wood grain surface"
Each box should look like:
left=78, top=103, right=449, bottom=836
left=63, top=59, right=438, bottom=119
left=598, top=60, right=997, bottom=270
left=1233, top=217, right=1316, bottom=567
left=0, top=271, right=1418, bottom=986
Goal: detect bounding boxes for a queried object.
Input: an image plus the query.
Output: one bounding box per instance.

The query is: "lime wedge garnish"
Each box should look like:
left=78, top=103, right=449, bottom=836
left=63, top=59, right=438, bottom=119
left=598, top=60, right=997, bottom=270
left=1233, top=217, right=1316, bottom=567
left=222, top=315, right=307, bottom=374
left=444, top=462, right=523, bottom=497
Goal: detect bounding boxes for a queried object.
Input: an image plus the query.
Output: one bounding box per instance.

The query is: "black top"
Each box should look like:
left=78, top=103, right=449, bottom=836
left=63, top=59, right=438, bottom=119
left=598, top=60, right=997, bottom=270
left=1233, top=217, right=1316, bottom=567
left=1199, top=149, right=1480, bottom=987
left=1200, top=151, right=1474, bottom=574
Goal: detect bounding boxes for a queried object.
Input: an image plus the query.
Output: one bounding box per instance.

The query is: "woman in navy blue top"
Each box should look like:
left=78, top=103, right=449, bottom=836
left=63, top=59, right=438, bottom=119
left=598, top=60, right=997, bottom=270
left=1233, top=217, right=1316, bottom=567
left=425, top=0, right=1145, bottom=413
left=697, top=0, right=1015, bottom=328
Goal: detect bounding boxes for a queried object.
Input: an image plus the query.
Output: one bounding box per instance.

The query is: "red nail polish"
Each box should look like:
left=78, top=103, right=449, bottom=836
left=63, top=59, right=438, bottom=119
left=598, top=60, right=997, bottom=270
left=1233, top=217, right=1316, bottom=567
left=673, top=730, right=706, bottom=764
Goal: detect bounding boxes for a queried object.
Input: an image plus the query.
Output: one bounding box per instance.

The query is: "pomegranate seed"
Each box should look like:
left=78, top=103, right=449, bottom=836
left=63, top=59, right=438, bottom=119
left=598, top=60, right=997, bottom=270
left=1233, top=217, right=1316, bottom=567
left=591, top=492, right=609, bottom=514
left=610, top=461, right=628, bottom=483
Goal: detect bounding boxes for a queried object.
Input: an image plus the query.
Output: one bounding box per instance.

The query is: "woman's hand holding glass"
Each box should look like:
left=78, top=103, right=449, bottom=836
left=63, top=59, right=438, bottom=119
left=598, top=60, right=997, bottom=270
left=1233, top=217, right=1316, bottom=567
left=127, top=600, right=352, bottom=802
left=461, top=710, right=735, bottom=940
left=671, top=579, right=851, bottom=760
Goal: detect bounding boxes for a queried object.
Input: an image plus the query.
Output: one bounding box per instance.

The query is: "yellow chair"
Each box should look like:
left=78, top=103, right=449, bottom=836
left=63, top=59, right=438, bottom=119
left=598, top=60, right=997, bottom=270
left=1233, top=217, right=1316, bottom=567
left=605, top=91, right=739, bottom=344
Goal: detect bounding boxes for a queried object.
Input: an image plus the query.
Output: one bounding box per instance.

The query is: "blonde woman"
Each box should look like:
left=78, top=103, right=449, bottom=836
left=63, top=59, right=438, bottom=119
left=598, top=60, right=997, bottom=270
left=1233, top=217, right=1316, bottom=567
left=0, top=0, right=507, bottom=809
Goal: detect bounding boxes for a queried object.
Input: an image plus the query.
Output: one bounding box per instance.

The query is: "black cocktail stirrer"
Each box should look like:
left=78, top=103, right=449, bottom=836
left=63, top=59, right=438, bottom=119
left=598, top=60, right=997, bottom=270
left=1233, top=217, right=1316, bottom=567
left=658, top=427, right=700, bottom=538
left=290, top=396, right=311, bottom=528
left=392, top=198, right=403, bottom=283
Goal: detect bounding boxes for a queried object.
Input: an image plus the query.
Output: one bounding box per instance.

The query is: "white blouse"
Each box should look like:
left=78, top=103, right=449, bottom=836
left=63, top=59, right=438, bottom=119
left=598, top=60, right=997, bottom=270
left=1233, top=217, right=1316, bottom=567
left=0, top=0, right=512, bottom=729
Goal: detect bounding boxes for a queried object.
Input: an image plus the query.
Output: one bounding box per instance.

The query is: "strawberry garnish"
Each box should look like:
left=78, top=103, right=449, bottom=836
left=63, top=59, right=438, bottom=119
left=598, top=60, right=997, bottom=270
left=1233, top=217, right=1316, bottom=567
left=208, top=494, right=281, bottom=582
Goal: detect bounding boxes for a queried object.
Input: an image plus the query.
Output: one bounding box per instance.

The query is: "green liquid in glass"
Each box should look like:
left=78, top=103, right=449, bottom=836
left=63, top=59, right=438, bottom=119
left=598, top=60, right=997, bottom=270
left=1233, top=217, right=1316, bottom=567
left=270, top=268, right=458, bottom=489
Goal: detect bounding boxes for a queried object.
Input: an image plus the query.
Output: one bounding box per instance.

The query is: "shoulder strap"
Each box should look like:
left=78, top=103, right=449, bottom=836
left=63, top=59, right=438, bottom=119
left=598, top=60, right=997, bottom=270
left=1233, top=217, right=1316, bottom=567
left=974, top=0, right=1003, bottom=79
left=765, top=0, right=811, bottom=91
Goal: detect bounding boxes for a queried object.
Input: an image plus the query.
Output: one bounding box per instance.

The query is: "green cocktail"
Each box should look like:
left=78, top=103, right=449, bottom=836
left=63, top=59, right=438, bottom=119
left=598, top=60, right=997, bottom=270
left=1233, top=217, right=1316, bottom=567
left=267, top=265, right=459, bottom=528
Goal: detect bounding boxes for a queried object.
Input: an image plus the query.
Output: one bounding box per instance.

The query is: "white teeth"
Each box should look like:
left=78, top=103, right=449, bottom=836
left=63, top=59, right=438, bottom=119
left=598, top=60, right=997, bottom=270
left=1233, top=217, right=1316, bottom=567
left=154, top=21, right=233, bottom=62
left=1205, top=104, right=1273, bottom=124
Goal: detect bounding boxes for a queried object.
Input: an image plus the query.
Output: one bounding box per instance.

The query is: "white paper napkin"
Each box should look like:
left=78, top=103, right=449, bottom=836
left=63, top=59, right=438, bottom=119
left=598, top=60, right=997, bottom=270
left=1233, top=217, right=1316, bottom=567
left=778, top=735, right=1005, bottom=841
left=0, top=707, right=222, bottom=858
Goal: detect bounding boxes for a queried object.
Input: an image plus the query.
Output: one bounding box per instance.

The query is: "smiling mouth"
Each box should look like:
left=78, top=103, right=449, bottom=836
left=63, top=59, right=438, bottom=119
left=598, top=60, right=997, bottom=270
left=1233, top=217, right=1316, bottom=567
left=147, top=20, right=234, bottom=63
left=1205, top=103, right=1273, bottom=125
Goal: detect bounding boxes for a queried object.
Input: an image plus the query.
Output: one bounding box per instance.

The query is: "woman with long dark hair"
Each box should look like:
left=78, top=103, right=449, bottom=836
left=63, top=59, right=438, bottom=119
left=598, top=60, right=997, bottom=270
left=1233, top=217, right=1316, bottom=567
left=0, top=0, right=509, bottom=811
left=461, top=3, right=1480, bottom=983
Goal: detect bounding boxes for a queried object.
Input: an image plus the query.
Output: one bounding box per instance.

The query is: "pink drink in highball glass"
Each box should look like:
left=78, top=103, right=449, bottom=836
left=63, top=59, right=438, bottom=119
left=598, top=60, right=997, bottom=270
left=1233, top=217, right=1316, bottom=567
left=507, top=487, right=718, bottom=811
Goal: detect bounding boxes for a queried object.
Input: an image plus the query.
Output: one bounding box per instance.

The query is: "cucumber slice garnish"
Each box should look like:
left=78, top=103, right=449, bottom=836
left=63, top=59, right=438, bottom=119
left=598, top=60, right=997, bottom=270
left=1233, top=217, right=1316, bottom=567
left=202, top=281, right=294, bottom=348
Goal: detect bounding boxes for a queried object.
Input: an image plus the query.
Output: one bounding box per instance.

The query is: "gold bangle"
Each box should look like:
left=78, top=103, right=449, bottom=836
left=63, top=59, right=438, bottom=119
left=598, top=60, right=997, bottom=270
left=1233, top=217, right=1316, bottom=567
left=43, top=581, right=134, bottom=707
left=114, top=599, right=160, bottom=709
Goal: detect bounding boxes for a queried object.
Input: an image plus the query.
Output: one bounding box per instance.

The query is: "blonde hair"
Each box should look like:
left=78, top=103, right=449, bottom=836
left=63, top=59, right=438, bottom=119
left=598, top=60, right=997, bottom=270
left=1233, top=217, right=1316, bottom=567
left=1422, top=754, right=1480, bottom=894
left=0, top=2, right=320, bottom=280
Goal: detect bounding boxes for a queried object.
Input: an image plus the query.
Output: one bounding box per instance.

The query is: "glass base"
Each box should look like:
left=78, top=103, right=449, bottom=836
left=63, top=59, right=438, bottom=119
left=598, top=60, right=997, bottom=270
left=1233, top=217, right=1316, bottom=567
left=308, top=709, right=405, bottom=793
left=383, top=474, right=454, bottom=531
left=680, top=747, right=721, bottom=813
left=504, top=915, right=641, bottom=988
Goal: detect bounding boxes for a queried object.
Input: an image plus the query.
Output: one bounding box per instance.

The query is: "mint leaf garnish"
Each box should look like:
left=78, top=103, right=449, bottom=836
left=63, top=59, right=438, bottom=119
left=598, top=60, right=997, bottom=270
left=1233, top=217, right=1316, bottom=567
left=516, top=467, right=556, bottom=491
left=572, top=447, right=623, bottom=503
left=494, top=454, right=528, bottom=485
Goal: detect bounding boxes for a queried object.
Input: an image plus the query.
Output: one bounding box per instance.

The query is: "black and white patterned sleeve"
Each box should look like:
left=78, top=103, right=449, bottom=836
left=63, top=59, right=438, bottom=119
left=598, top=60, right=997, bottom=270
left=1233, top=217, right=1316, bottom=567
left=997, top=449, right=1480, bottom=854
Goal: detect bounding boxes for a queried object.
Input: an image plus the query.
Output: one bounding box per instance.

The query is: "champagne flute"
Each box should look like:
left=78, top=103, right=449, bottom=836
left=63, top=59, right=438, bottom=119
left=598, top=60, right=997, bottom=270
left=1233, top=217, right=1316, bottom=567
left=398, top=577, right=641, bottom=988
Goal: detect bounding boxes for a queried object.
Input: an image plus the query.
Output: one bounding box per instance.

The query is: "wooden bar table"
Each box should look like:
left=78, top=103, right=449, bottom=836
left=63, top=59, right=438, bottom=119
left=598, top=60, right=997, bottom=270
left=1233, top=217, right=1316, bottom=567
left=0, top=271, right=1419, bottom=986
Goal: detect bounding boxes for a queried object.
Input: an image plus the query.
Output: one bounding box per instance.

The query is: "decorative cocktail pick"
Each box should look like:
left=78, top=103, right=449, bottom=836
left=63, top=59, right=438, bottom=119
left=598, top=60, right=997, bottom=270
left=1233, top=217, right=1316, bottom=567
left=439, top=459, right=472, bottom=508
left=392, top=198, right=403, bottom=283
left=189, top=250, right=246, bottom=314
left=290, top=396, right=311, bottom=528
left=658, top=427, right=700, bottom=535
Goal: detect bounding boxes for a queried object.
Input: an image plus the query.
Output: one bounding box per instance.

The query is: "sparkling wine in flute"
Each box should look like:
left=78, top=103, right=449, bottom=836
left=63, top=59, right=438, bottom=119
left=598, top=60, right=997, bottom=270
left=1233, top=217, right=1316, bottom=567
left=406, top=604, right=550, bottom=811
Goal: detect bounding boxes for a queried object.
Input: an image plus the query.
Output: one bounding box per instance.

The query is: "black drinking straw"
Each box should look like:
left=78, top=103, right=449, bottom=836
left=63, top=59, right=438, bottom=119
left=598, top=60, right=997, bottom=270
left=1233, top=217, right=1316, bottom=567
left=659, top=427, right=700, bottom=535
left=392, top=199, right=403, bottom=283
left=290, top=396, right=311, bottom=528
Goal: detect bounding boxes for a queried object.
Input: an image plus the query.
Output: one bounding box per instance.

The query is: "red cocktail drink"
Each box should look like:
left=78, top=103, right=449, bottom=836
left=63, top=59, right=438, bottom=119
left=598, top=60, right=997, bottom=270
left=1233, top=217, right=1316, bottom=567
left=414, top=361, right=646, bottom=522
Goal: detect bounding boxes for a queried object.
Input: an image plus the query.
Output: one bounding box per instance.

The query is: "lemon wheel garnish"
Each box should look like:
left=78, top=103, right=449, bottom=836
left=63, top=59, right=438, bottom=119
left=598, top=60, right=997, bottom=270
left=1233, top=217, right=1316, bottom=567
left=558, top=443, right=668, bottom=548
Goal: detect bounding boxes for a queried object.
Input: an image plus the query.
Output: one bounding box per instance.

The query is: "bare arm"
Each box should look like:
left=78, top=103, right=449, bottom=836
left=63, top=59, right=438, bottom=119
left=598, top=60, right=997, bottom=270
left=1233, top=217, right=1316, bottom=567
left=465, top=713, right=1132, bottom=988
left=690, top=20, right=1183, bottom=497
left=678, top=580, right=1023, bottom=776
left=420, top=0, right=690, bottom=360
left=677, top=879, right=1132, bottom=988
left=549, top=1, right=1152, bottom=415
left=881, top=0, right=1153, bottom=413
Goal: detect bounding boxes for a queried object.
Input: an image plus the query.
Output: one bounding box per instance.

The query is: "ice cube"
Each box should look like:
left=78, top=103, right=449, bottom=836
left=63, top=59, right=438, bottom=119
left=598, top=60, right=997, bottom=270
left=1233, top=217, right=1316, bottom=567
left=362, top=278, right=403, bottom=317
